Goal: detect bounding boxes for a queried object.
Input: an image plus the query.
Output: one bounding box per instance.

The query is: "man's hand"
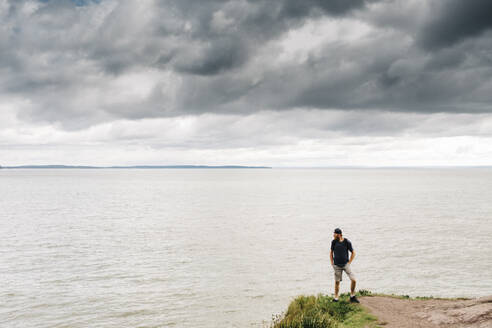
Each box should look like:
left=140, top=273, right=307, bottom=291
left=348, top=250, right=355, bottom=265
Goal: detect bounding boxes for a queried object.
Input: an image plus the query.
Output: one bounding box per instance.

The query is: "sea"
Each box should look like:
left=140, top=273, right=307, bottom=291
left=1, top=168, right=491, bottom=327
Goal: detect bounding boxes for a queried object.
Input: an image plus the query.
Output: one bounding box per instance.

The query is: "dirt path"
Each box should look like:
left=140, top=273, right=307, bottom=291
left=358, top=295, right=492, bottom=328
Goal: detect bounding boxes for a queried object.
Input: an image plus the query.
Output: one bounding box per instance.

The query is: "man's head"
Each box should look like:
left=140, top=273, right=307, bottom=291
left=333, top=228, right=342, bottom=240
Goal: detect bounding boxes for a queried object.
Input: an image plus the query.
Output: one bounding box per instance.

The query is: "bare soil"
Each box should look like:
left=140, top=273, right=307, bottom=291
left=358, top=295, right=492, bottom=328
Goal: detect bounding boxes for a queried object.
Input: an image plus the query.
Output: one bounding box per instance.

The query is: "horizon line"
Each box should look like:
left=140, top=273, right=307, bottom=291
left=1, top=164, right=491, bottom=169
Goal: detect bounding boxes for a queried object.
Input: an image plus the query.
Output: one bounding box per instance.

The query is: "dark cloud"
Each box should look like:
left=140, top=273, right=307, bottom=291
left=158, top=0, right=374, bottom=75
left=173, top=37, right=248, bottom=75
left=175, top=28, right=492, bottom=115
left=419, top=0, right=492, bottom=50
left=1, top=0, right=492, bottom=130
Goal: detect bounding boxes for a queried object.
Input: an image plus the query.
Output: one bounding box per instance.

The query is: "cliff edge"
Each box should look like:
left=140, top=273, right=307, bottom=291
left=359, top=294, right=492, bottom=328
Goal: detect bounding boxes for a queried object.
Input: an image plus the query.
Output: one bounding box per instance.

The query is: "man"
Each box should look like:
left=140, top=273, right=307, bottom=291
left=330, top=227, right=359, bottom=303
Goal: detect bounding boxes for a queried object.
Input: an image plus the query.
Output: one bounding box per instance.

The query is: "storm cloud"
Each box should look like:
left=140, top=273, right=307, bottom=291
left=1, top=0, right=492, bottom=166
left=419, top=0, right=492, bottom=50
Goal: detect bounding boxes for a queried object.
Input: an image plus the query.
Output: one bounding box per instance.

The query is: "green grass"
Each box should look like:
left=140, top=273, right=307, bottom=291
left=269, top=289, right=470, bottom=328
left=269, top=291, right=379, bottom=328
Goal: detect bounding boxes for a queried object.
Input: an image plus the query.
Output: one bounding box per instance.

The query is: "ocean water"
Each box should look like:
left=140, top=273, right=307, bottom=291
left=1, top=168, right=491, bottom=327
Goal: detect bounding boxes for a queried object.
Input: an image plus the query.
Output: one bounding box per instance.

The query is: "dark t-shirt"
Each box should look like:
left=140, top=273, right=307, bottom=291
left=331, top=238, right=353, bottom=266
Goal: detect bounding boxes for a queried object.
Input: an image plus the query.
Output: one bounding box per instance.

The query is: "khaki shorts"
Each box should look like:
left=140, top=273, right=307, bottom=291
left=332, top=263, right=356, bottom=282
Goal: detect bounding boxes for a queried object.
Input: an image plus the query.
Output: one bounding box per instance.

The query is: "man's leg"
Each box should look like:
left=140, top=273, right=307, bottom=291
left=334, top=281, right=340, bottom=299
left=333, top=265, right=342, bottom=300
left=350, top=279, right=356, bottom=297
left=343, top=263, right=357, bottom=297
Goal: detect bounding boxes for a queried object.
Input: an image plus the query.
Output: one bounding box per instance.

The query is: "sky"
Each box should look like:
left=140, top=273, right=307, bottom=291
left=1, top=0, right=492, bottom=167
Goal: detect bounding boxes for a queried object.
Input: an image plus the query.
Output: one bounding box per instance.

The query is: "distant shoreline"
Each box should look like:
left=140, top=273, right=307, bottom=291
left=0, top=165, right=272, bottom=169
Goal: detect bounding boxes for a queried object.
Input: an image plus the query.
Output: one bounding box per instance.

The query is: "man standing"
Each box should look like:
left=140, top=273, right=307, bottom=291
left=330, top=228, right=359, bottom=303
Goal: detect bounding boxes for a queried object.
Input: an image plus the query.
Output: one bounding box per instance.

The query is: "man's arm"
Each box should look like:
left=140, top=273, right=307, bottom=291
left=330, top=250, right=334, bottom=265
left=348, top=250, right=355, bottom=264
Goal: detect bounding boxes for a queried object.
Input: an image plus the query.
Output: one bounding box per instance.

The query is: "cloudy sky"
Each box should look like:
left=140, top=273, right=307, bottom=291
left=1, top=0, right=492, bottom=167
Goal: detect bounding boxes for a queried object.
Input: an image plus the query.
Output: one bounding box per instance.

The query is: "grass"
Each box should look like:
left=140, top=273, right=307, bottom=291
left=269, top=289, right=470, bottom=328
left=269, top=291, right=379, bottom=328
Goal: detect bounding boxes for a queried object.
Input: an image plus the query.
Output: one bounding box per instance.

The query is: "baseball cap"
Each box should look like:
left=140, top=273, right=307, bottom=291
left=334, top=228, right=342, bottom=234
